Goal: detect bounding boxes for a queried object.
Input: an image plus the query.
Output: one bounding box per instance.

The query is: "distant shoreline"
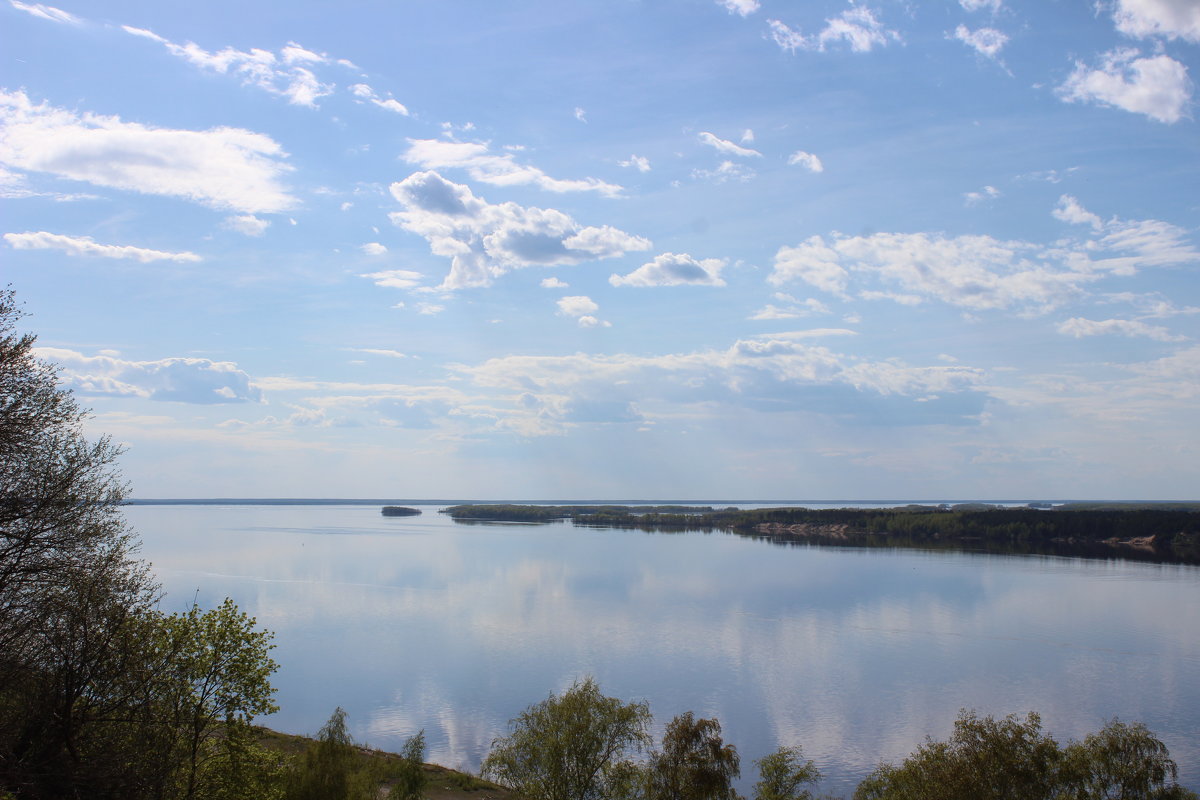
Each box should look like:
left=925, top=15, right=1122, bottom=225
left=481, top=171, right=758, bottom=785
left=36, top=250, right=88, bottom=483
left=124, top=498, right=1198, bottom=506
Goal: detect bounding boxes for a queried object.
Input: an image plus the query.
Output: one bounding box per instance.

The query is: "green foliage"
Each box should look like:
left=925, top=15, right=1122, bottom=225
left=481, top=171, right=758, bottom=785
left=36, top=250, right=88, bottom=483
left=753, top=746, right=821, bottom=800
left=0, top=290, right=282, bottom=799
left=388, top=730, right=428, bottom=800
left=853, top=711, right=1198, bottom=800
left=646, top=712, right=741, bottom=800
left=481, top=677, right=652, bottom=800
left=286, top=708, right=378, bottom=800
left=1057, top=719, right=1197, bottom=800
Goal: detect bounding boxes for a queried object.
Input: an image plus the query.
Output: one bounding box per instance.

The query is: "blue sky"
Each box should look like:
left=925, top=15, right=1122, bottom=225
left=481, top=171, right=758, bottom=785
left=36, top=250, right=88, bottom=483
left=3, top=0, right=1198, bottom=500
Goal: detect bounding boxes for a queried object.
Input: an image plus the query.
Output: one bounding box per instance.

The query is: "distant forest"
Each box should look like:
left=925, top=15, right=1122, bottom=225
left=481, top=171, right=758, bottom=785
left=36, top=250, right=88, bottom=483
left=442, top=504, right=1200, bottom=564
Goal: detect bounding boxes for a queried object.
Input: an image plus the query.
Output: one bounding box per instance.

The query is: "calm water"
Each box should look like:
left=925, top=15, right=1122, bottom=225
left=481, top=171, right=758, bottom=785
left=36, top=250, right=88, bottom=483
left=126, top=504, right=1200, bottom=796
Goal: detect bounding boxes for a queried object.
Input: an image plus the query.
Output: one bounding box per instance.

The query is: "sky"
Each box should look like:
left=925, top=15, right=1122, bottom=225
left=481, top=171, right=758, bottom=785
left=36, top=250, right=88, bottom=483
left=2, top=0, right=1199, bottom=500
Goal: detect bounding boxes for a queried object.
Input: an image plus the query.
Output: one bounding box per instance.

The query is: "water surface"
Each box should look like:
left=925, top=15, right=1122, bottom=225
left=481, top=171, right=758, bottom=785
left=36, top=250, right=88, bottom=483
left=126, top=504, right=1200, bottom=796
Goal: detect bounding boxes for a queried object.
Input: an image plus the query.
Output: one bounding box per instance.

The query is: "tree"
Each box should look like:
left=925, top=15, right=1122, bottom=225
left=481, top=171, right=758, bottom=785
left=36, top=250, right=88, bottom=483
left=1057, top=719, right=1197, bottom=800
left=753, top=746, right=821, bottom=800
left=0, top=290, right=281, bottom=799
left=482, top=677, right=652, bottom=800
left=286, top=707, right=378, bottom=800
left=388, top=730, right=427, bottom=800
left=852, top=711, right=1198, bottom=800
left=646, top=712, right=741, bottom=800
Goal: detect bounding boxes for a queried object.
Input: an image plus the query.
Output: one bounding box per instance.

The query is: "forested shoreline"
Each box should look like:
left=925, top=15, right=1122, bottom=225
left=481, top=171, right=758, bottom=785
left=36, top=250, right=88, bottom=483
left=443, top=504, right=1200, bottom=563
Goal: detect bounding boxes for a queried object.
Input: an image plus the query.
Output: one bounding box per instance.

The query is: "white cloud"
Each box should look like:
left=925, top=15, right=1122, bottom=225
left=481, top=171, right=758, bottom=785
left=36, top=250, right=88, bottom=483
left=769, top=7, right=901, bottom=54
left=360, top=242, right=388, bottom=255
left=1057, top=48, right=1192, bottom=124
left=403, top=138, right=622, bottom=197
left=964, top=185, right=1001, bottom=206
left=361, top=269, right=424, bottom=289
left=33, top=347, right=261, bottom=403
left=389, top=171, right=650, bottom=289
left=417, top=301, right=445, bottom=315
left=0, top=90, right=295, bottom=213
left=1057, top=317, right=1185, bottom=342
left=618, top=155, right=651, bottom=172
left=348, top=83, right=410, bottom=115
left=351, top=348, right=407, bottom=359
left=10, top=1, right=79, bottom=24
left=610, top=252, right=727, bottom=287
left=787, top=151, right=824, bottom=172
left=691, top=161, right=756, bottom=184
left=541, top=277, right=569, bottom=289
left=223, top=214, right=270, bottom=236
left=750, top=294, right=831, bottom=320
left=953, top=25, right=1008, bottom=59
left=959, top=0, right=1003, bottom=13
left=1113, top=0, right=1200, bottom=42
left=698, top=132, right=762, bottom=158
left=1052, top=194, right=1103, bottom=230
left=771, top=202, right=1200, bottom=312
left=122, top=27, right=342, bottom=108
left=557, top=295, right=598, bottom=317
left=741, top=129, right=755, bottom=143
left=574, top=107, right=587, bottom=123
left=557, top=296, right=611, bottom=327
left=718, top=0, right=760, bottom=17
left=4, top=231, right=201, bottom=263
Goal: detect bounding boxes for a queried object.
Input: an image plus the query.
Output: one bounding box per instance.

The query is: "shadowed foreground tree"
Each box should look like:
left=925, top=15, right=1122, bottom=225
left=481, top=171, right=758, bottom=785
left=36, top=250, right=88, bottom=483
left=482, top=677, right=652, bottom=800
left=645, top=712, right=741, bottom=800
left=0, top=290, right=281, bottom=799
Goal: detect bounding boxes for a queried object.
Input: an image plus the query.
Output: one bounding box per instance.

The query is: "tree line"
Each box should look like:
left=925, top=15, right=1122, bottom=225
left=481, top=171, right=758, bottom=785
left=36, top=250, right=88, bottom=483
left=479, top=677, right=1196, bottom=800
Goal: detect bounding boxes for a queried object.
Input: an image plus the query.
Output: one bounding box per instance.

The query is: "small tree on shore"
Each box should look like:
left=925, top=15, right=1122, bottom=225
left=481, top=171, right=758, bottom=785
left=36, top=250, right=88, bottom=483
left=482, top=677, right=652, bottom=800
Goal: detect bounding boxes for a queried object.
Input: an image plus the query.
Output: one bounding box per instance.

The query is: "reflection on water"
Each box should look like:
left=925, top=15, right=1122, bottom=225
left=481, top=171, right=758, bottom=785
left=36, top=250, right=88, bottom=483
left=127, top=504, right=1200, bottom=797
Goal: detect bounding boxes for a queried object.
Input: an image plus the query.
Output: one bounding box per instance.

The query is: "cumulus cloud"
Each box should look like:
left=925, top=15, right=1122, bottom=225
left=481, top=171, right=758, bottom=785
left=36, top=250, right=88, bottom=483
left=787, top=151, right=824, bottom=172
left=718, top=0, right=760, bottom=16
left=556, top=296, right=610, bottom=328
left=33, top=347, right=261, bottom=403
left=1113, top=0, right=1200, bottom=42
left=349, top=83, right=410, bottom=115
left=541, top=277, right=569, bottom=288
left=953, top=25, right=1008, bottom=59
left=223, top=214, right=270, bottom=236
left=4, top=231, right=201, bottom=263
left=769, top=7, right=900, bottom=54
left=1057, top=48, right=1192, bottom=124
left=122, top=27, right=342, bottom=108
left=960, top=0, right=1003, bottom=11
left=389, top=171, right=650, bottom=289
left=0, top=90, right=295, bottom=213
left=360, top=242, right=388, bottom=255
left=10, top=1, right=79, bottom=24
left=1052, top=194, right=1103, bottom=230
left=618, top=155, right=651, bottom=172
left=360, top=269, right=424, bottom=289
left=771, top=201, right=1200, bottom=312
left=1057, top=317, right=1186, bottom=342
left=609, top=252, right=727, bottom=287
left=698, top=132, right=762, bottom=158
left=403, top=138, right=622, bottom=197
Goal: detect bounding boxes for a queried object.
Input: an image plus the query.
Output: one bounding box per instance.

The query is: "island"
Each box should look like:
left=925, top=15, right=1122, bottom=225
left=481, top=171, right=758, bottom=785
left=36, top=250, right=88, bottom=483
left=381, top=505, right=422, bottom=516
left=441, top=503, right=1200, bottom=564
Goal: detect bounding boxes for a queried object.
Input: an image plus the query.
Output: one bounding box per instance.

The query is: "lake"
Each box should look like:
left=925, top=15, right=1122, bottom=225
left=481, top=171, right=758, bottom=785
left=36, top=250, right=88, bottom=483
left=125, top=503, right=1200, bottom=796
